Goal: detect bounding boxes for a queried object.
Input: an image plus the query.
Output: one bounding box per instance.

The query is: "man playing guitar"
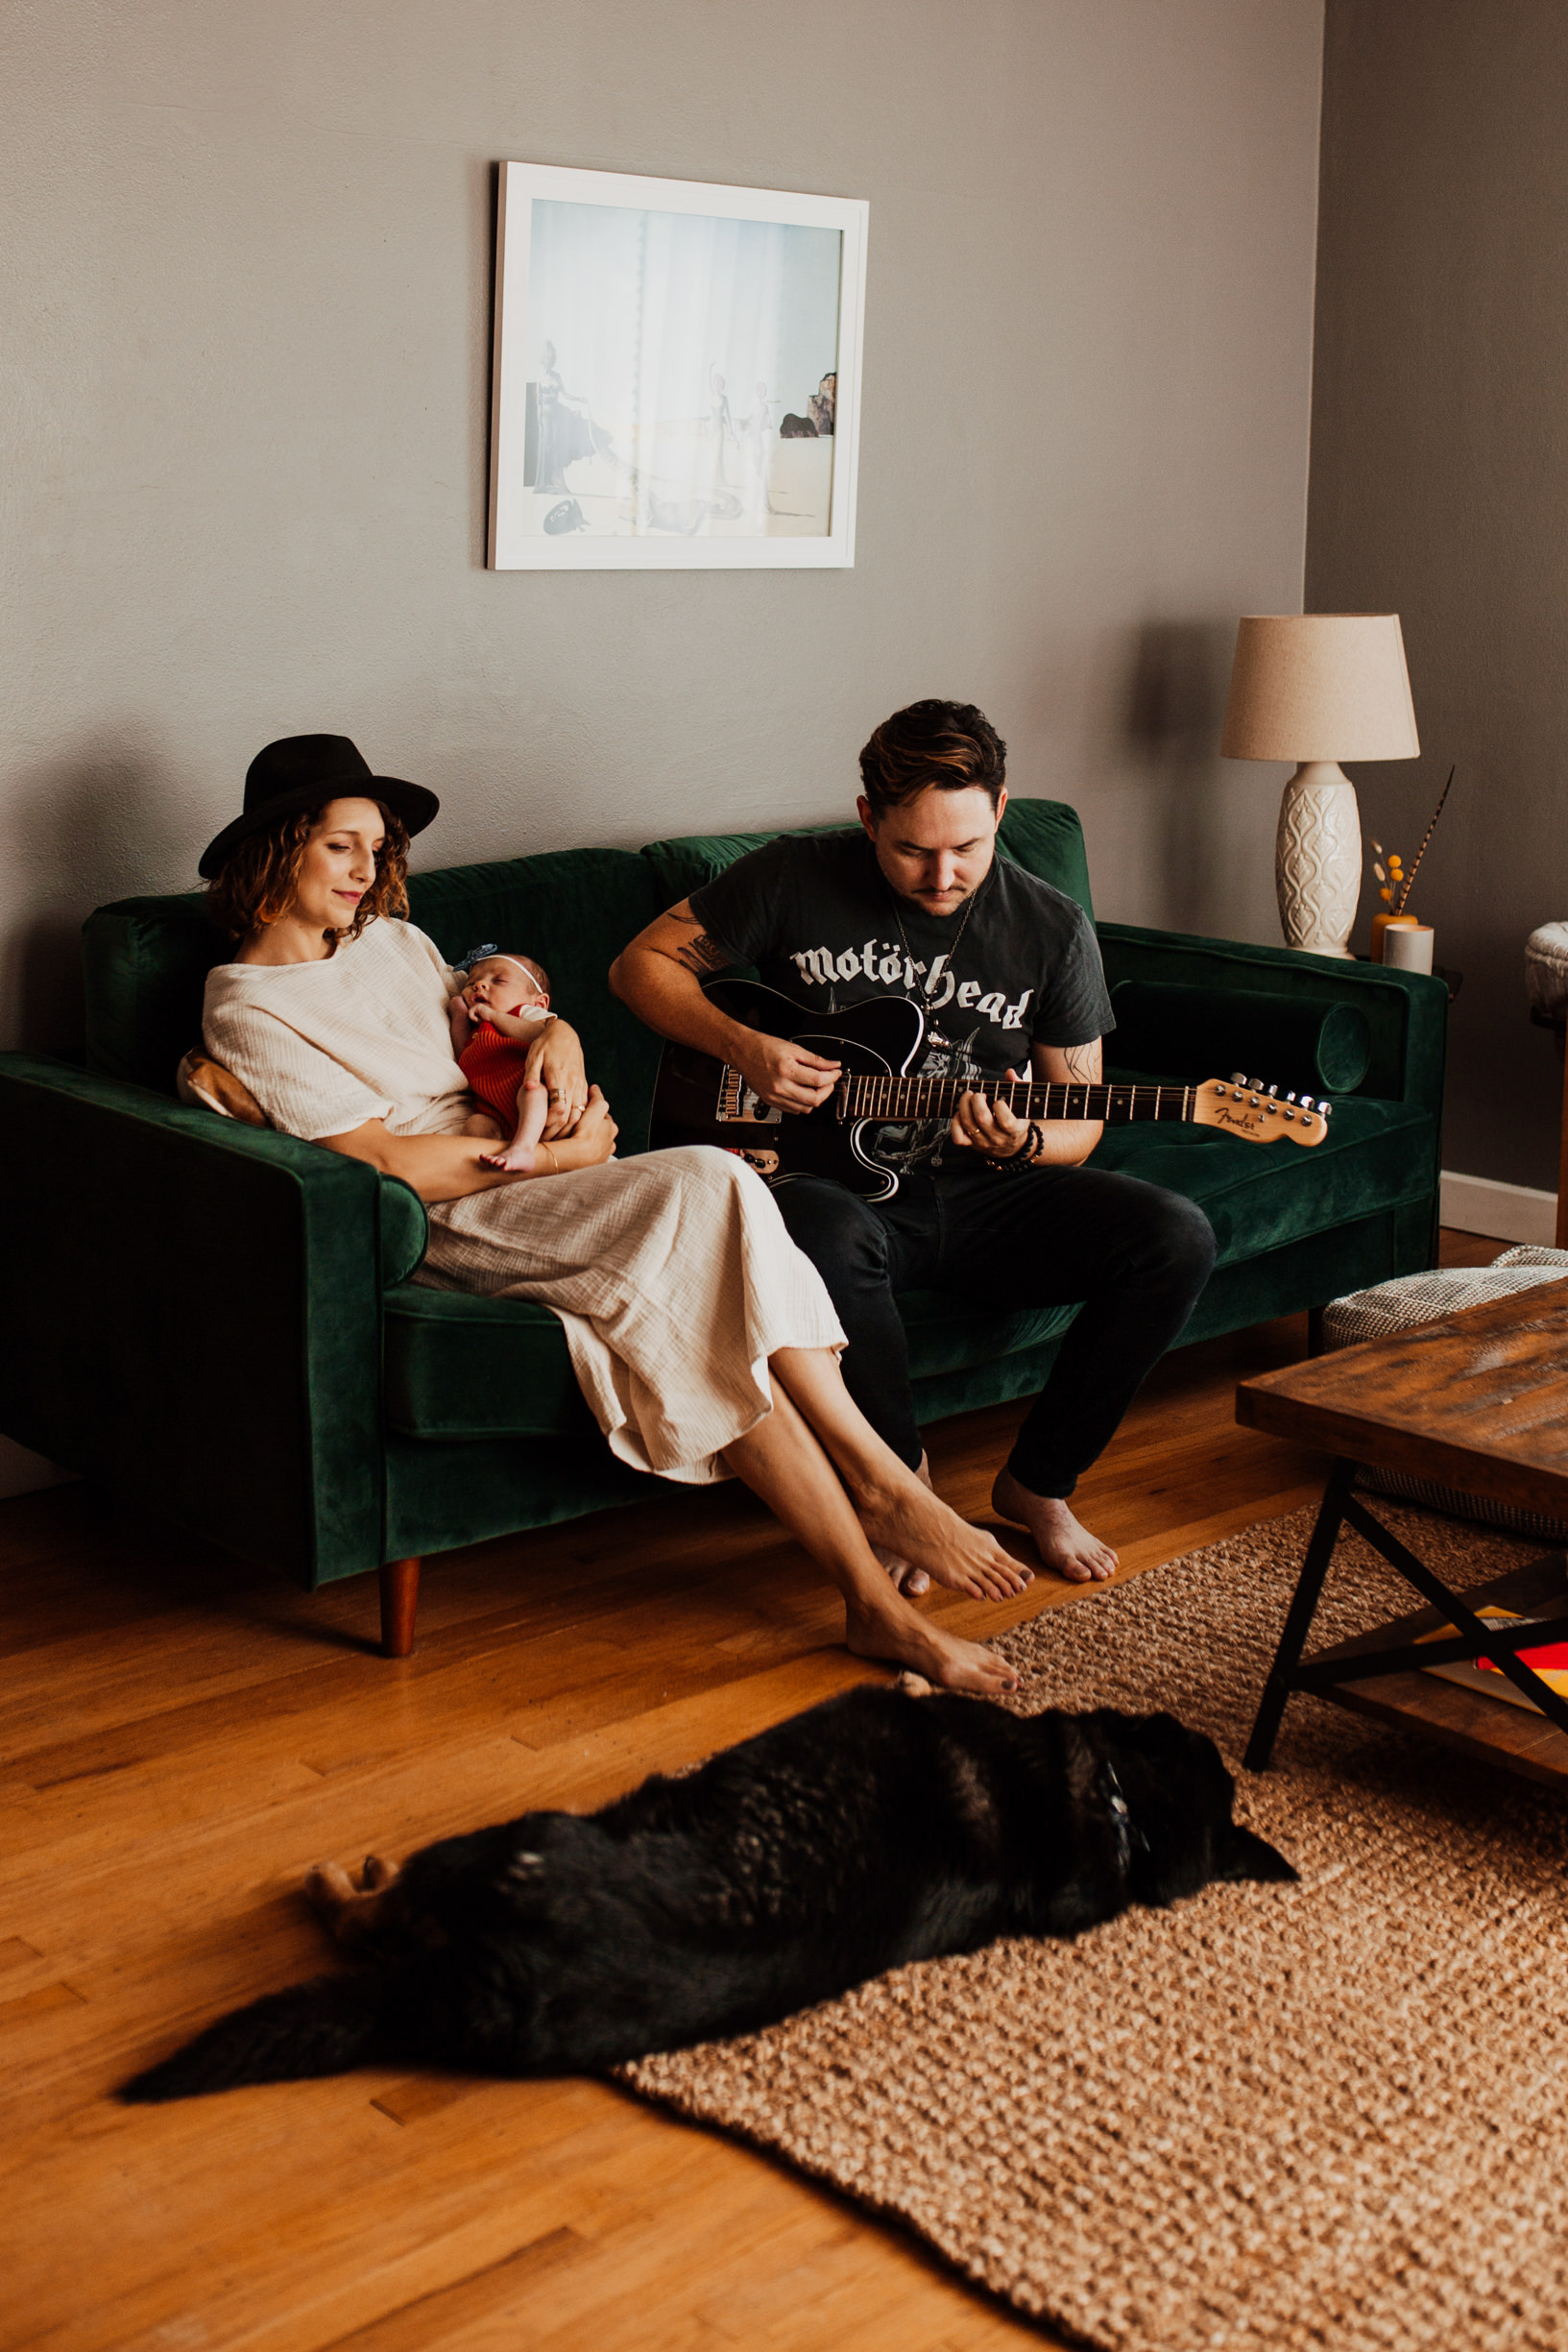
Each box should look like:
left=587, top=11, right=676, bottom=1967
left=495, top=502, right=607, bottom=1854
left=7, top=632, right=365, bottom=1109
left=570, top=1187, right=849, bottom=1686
left=610, top=698, right=1217, bottom=1588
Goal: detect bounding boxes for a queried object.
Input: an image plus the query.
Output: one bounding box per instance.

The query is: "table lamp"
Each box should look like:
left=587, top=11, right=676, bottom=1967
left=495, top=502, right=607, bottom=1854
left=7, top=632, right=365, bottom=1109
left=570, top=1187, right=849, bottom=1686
left=1220, top=613, right=1420, bottom=958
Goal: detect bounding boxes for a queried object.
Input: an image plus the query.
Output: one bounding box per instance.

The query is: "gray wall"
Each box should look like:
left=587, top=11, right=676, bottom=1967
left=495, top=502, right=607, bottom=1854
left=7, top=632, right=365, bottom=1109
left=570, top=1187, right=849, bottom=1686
left=1308, top=0, right=1568, bottom=1191
left=0, top=0, right=1323, bottom=1489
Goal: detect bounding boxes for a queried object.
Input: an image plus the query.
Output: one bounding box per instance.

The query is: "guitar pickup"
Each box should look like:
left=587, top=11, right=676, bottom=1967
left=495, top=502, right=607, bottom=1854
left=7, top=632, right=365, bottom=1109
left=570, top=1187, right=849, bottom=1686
left=717, top=1067, right=783, bottom=1125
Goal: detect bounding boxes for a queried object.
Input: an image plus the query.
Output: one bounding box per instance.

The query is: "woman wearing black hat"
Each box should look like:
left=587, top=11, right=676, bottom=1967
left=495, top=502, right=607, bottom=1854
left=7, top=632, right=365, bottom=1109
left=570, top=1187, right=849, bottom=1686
left=198, top=737, right=1027, bottom=1694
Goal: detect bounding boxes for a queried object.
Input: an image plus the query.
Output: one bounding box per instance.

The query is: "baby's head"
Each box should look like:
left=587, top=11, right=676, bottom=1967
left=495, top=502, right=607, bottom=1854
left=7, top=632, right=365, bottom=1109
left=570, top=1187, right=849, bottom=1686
left=460, top=952, right=550, bottom=1016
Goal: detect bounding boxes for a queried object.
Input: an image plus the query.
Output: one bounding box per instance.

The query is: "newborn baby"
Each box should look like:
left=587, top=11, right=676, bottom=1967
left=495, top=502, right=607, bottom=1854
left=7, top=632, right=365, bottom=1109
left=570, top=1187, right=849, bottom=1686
left=448, top=949, right=557, bottom=1173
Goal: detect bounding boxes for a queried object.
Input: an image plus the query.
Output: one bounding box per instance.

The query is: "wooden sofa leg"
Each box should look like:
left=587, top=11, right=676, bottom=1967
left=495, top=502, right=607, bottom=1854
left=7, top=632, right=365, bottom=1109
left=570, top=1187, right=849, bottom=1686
left=379, top=1557, right=421, bottom=1658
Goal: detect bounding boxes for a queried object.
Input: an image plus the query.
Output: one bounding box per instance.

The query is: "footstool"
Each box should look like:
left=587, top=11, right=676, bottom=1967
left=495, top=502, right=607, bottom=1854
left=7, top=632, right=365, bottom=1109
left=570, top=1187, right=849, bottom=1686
left=1323, top=1247, right=1568, bottom=1542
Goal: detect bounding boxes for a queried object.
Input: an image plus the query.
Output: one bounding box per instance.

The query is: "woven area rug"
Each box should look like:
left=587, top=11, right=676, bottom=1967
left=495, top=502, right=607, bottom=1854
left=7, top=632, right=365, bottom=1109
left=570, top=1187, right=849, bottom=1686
left=622, top=1507, right=1568, bottom=2351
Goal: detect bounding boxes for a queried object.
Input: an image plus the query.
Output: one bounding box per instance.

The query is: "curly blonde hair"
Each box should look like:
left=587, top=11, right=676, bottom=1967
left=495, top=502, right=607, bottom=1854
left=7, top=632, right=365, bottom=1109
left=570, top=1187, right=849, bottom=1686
left=206, top=802, right=411, bottom=949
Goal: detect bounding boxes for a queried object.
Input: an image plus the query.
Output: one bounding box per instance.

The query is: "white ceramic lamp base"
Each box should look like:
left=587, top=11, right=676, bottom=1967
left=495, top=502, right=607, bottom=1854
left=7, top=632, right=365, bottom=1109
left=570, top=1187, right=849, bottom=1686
left=1275, top=762, right=1362, bottom=958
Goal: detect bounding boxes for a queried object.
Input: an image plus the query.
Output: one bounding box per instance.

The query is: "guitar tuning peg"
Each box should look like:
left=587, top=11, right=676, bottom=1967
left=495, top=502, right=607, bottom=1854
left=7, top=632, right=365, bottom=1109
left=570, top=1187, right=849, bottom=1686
left=1251, top=1077, right=1265, bottom=1092
left=1266, top=1083, right=1278, bottom=1098
left=1286, top=1091, right=1297, bottom=1103
left=1229, top=1071, right=1247, bottom=1086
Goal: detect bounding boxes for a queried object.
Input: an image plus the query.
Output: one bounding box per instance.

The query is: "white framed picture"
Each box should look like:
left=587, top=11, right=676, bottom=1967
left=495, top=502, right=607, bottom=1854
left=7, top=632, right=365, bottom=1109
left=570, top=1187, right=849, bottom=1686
left=487, top=163, right=867, bottom=570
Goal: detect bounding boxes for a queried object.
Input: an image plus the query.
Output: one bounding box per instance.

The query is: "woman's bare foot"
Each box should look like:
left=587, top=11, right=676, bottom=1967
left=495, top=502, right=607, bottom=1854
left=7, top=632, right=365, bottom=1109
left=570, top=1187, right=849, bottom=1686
left=992, top=1467, right=1119, bottom=1584
left=872, top=1451, right=934, bottom=1597
left=480, top=1140, right=538, bottom=1173
left=846, top=1595, right=1019, bottom=1694
left=854, top=1470, right=1032, bottom=1602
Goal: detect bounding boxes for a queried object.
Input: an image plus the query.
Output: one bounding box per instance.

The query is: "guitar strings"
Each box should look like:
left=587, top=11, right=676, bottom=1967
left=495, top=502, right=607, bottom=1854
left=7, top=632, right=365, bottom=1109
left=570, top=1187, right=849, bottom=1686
left=843, top=1074, right=1196, bottom=1122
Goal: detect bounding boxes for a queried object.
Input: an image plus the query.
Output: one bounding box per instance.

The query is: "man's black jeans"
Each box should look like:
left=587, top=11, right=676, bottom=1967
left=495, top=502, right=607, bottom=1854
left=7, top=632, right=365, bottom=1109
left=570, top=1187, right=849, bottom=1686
left=773, top=1157, right=1217, bottom=1498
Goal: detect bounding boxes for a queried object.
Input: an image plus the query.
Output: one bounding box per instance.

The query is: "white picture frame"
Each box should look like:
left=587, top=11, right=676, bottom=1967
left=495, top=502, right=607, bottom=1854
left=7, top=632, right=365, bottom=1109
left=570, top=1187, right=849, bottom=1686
left=488, top=162, right=867, bottom=570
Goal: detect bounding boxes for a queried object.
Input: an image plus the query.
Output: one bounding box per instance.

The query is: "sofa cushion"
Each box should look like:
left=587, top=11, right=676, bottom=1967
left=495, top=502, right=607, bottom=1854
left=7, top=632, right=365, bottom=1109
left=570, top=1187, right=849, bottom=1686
left=382, top=1273, right=1082, bottom=1443
left=639, top=798, right=1097, bottom=921
left=383, top=1284, right=592, bottom=1440
left=385, top=1097, right=1426, bottom=1446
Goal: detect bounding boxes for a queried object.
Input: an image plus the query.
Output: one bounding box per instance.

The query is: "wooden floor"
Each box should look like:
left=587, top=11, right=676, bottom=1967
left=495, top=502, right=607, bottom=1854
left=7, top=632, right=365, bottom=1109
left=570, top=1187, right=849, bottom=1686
left=1, top=1234, right=1498, bottom=2352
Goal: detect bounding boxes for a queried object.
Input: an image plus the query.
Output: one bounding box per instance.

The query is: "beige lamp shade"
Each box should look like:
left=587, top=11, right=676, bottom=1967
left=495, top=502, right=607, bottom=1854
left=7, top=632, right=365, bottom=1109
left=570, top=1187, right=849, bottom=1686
left=1221, top=614, right=1420, bottom=764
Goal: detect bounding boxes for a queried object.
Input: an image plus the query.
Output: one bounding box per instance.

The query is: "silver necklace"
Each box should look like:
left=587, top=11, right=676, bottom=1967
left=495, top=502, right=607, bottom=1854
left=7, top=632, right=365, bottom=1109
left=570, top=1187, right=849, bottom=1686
left=889, top=885, right=977, bottom=1008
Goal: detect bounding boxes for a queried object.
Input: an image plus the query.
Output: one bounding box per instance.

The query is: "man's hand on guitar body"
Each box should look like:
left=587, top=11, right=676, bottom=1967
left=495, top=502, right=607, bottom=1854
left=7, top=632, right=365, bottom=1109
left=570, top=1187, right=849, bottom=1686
left=737, top=1031, right=842, bottom=1114
left=610, top=896, right=844, bottom=1112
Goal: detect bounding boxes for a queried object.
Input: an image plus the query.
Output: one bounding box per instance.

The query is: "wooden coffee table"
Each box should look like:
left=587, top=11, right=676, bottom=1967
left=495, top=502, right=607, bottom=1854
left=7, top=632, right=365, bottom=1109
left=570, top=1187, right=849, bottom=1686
left=1236, top=1278, right=1568, bottom=1786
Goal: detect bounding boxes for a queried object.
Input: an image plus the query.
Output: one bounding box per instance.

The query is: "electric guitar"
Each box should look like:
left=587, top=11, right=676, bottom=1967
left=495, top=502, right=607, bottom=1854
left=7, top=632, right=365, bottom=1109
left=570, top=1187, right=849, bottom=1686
left=648, top=979, right=1331, bottom=1201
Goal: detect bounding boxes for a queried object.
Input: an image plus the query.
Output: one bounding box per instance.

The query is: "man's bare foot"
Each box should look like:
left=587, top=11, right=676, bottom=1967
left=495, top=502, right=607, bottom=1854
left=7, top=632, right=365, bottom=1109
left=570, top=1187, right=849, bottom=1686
left=872, top=1451, right=934, bottom=1597
left=480, top=1140, right=538, bottom=1173
left=855, top=1470, right=1032, bottom=1603
left=847, top=1597, right=1019, bottom=1694
left=992, top=1467, right=1119, bottom=1584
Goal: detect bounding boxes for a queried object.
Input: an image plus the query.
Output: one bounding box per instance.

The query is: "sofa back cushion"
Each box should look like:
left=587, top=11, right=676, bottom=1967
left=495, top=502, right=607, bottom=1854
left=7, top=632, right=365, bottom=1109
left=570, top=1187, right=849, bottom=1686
left=84, top=847, right=670, bottom=1146
left=639, top=797, right=1096, bottom=919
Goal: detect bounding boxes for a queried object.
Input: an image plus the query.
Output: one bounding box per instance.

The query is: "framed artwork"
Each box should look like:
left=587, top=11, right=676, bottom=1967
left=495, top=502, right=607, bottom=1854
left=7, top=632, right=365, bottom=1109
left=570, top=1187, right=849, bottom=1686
left=487, top=163, right=867, bottom=570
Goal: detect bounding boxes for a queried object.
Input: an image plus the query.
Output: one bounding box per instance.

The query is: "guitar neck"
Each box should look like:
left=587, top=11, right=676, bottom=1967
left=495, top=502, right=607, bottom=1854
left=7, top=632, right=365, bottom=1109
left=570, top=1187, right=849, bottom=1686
left=840, top=1074, right=1194, bottom=1125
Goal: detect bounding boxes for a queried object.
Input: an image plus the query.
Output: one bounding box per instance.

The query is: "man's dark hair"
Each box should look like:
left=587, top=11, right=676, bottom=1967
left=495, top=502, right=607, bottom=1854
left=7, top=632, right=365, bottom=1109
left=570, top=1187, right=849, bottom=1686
left=857, top=699, right=1007, bottom=817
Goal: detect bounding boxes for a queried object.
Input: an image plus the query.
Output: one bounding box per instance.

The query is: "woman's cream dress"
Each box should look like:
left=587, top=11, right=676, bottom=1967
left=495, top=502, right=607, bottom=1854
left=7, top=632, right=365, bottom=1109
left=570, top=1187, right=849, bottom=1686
left=203, top=916, right=844, bottom=1483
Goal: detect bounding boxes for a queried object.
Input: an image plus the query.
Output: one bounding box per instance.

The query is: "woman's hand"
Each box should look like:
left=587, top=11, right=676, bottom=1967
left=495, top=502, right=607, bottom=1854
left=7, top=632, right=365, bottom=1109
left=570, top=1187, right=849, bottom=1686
left=567, top=1085, right=618, bottom=1165
left=525, top=1018, right=589, bottom=1139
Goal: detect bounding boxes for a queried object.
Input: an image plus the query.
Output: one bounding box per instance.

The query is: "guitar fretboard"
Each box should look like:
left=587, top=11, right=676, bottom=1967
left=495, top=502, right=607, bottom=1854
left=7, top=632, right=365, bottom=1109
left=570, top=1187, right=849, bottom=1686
left=839, top=1076, right=1193, bottom=1125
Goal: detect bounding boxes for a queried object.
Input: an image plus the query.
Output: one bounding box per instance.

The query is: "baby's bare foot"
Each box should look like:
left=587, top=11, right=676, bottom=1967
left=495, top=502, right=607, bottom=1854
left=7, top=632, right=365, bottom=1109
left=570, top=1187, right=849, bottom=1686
left=856, top=1474, right=1032, bottom=1603
left=992, top=1468, right=1119, bottom=1584
left=847, top=1599, right=1018, bottom=1694
left=481, top=1141, right=538, bottom=1173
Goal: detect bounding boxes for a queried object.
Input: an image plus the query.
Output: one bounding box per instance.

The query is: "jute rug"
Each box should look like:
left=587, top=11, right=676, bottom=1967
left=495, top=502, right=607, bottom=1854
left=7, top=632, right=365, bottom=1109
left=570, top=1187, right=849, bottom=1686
left=622, top=1507, right=1568, bottom=2350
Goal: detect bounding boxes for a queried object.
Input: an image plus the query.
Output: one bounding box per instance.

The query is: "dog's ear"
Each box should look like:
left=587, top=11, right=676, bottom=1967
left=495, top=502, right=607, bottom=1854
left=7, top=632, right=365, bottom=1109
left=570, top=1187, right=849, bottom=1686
left=1219, top=1824, right=1297, bottom=1883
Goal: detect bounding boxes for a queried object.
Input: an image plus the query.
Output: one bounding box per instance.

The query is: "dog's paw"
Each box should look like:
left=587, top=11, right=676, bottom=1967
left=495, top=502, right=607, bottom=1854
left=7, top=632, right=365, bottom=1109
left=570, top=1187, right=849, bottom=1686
left=303, top=1860, right=356, bottom=1913
left=361, top=1854, right=399, bottom=1892
left=896, top=1671, right=934, bottom=1698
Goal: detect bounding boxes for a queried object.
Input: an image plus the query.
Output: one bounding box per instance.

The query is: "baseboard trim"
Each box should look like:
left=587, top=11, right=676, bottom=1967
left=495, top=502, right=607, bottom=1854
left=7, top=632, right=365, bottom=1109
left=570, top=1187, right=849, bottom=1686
left=1439, top=1170, right=1558, bottom=1246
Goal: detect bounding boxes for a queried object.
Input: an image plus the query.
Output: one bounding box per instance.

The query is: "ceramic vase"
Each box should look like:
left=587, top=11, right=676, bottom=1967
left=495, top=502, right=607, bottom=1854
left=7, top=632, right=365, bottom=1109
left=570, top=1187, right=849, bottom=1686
left=1275, top=762, right=1362, bottom=958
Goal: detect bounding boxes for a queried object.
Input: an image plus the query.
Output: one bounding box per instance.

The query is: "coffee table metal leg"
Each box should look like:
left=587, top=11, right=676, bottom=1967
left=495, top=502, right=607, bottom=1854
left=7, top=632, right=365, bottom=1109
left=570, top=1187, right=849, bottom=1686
left=1244, top=1457, right=1357, bottom=1772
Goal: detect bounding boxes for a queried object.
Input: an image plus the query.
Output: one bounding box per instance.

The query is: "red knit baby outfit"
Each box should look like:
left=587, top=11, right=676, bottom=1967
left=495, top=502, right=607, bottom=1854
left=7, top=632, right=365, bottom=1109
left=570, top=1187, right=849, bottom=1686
left=459, top=1020, right=535, bottom=1128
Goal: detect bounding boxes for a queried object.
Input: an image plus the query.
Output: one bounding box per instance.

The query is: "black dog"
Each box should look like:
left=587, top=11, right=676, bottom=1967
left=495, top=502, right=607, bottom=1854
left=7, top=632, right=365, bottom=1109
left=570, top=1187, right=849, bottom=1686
left=120, top=1684, right=1293, bottom=2102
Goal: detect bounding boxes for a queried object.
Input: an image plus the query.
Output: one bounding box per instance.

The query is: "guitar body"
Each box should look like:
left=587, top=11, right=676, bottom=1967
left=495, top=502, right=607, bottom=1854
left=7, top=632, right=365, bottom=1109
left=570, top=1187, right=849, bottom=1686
left=648, top=979, right=927, bottom=1201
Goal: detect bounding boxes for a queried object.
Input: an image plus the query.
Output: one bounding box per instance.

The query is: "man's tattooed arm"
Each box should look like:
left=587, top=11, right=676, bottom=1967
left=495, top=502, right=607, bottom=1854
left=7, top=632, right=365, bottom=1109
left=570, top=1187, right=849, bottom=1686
left=655, top=906, right=735, bottom=979
left=1060, top=1039, right=1102, bottom=1087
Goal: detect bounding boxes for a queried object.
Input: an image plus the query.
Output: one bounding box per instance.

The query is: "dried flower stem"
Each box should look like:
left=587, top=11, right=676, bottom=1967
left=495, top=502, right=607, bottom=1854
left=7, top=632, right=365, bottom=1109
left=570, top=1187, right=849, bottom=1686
left=1396, top=765, right=1456, bottom=915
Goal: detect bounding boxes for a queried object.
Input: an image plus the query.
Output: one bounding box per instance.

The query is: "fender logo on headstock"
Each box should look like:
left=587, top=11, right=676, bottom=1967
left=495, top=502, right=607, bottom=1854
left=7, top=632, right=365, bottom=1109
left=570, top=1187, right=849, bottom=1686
left=1194, top=1078, right=1328, bottom=1148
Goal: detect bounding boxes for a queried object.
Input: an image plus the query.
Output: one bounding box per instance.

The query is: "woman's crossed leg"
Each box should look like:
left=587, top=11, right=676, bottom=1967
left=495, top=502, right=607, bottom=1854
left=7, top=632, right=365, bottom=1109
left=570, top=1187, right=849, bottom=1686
left=722, top=1346, right=1029, bottom=1695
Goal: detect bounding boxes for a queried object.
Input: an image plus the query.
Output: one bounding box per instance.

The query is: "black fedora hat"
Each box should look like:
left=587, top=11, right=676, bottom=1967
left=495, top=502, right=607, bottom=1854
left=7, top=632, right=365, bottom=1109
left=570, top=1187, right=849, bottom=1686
left=198, top=735, right=440, bottom=881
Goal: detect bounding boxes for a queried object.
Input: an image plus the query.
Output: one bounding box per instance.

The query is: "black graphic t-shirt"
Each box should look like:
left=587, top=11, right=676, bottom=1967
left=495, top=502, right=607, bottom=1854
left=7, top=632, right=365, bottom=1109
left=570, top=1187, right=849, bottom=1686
left=688, top=831, right=1115, bottom=1175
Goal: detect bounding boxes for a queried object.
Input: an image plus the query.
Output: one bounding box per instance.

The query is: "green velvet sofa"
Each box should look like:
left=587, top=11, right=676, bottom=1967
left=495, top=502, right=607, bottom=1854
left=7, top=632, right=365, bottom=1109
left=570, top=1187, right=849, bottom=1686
left=0, top=800, right=1446, bottom=1652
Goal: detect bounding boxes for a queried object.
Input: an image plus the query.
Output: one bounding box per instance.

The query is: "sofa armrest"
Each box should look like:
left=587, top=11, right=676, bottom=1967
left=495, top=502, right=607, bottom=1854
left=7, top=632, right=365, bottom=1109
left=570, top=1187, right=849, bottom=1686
left=0, top=1055, right=395, bottom=1587
left=1096, top=923, right=1448, bottom=1118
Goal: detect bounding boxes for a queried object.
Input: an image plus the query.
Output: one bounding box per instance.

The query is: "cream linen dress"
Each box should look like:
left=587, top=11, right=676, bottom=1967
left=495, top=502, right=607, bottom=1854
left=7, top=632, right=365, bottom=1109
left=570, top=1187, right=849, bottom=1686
left=202, top=915, right=844, bottom=1483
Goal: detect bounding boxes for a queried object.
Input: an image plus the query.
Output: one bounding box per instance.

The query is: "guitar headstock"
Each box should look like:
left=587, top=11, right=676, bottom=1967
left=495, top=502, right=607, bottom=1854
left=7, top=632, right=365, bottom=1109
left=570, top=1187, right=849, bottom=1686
left=1193, top=1075, right=1330, bottom=1147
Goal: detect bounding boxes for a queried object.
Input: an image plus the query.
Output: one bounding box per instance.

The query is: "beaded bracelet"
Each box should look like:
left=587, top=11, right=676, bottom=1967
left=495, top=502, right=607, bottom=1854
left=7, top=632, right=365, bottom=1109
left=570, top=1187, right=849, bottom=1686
left=985, top=1120, right=1044, bottom=1172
